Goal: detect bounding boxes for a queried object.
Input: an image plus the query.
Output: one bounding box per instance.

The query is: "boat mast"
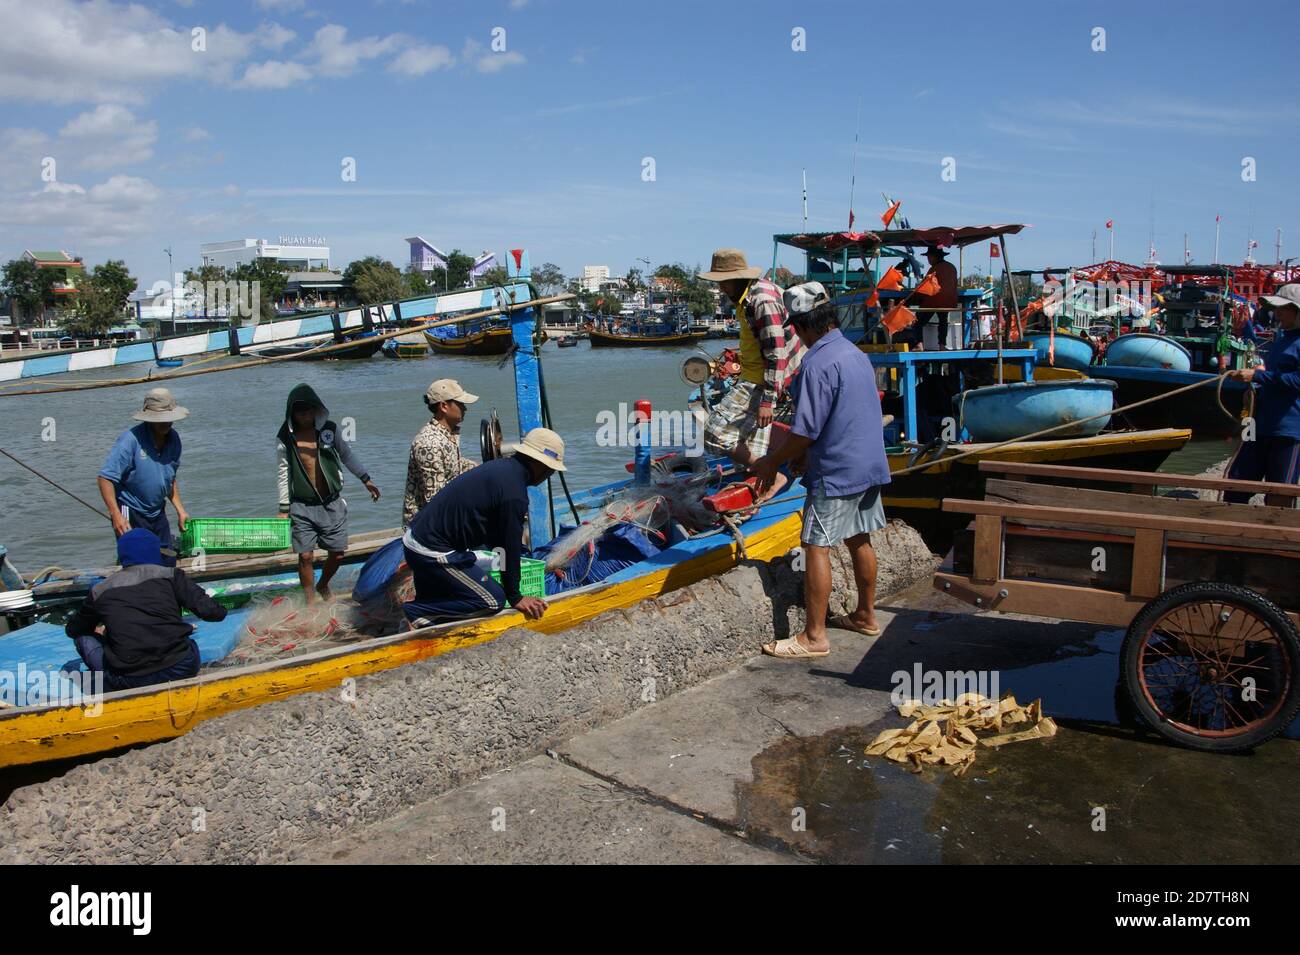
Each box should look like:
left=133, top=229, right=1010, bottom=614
left=847, top=96, right=860, bottom=229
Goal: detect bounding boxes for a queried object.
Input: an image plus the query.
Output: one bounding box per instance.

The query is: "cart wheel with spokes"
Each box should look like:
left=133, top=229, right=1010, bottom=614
left=1121, top=582, right=1300, bottom=753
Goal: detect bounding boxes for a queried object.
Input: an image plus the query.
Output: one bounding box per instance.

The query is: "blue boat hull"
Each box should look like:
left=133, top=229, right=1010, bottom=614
left=1089, top=365, right=1247, bottom=438
left=958, top=379, right=1117, bottom=442
left=1023, top=331, right=1095, bottom=372
left=1105, top=333, right=1192, bottom=372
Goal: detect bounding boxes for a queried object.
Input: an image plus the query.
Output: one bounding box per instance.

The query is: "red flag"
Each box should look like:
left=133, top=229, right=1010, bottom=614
left=880, top=200, right=902, bottom=227
left=989, top=243, right=1000, bottom=258
left=848, top=209, right=855, bottom=228
left=1215, top=214, right=1221, bottom=223
left=1105, top=219, right=1113, bottom=229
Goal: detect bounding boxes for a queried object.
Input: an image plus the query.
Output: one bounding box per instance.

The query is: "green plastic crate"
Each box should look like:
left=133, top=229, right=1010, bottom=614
left=475, top=551, right=547, bottom=598
left=179, top=518, right=292, bottom=556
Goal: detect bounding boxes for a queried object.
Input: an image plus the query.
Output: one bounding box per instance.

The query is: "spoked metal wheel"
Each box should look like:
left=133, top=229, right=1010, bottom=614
left=1121, top=582, right=1300, bottom=752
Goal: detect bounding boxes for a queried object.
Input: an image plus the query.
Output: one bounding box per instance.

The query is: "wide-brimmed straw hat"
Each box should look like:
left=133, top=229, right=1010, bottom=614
left=700, top=248, right=761, bottom=282
left=132, top=387, right=188, bottom=423
left=510, top=427, right=567, bottom=472
left=425, top=378, right=479, bottom=404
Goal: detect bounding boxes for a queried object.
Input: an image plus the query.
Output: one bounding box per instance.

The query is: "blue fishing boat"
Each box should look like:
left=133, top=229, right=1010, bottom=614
left=0, top=251, right=806, bottom=768
left=958, top=379, right=1115, bottom=443
left=1023, top=330, right=1096, bottom=373
left=1104, top=332, right=1192, bottom=371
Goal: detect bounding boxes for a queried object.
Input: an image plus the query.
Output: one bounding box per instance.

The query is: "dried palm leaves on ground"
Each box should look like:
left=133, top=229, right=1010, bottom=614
left=865, top=693, right=1058, bottom=776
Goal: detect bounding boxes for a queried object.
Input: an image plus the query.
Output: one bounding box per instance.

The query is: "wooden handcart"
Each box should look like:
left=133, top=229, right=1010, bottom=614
left=934, top=461, right=1300, bottom=752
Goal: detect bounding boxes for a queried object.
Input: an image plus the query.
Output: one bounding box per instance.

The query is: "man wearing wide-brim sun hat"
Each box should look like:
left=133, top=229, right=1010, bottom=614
left=1226, top=283, right=1300, bottom=505
left=698, top=247, right=804, bottom=489
left=97, top=387, right=191, bottom=567
left=403, top=378, right=481, bottom=526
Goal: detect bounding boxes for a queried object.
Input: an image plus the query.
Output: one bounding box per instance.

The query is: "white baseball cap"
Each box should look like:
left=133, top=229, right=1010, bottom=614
left=783, top=281, right=830, bottom=315
left=510, top=427, right=566, bottom=472
left=1261, top=284, right=1300, bottom=309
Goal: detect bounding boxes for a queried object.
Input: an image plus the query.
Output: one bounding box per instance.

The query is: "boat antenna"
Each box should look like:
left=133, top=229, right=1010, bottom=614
left=802, top=168, right=808, bottom=229
left=847, top=95, right=861, bottom=229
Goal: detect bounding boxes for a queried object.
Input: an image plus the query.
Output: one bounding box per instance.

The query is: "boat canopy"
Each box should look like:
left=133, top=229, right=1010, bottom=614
left=775, top=224, right=1026, bottom=254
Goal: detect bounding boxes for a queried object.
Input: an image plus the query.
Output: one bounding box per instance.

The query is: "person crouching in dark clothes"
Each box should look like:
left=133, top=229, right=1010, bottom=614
left=65, top=528, right=226, bottom=691
left=401, top=428, right=566, bottom=628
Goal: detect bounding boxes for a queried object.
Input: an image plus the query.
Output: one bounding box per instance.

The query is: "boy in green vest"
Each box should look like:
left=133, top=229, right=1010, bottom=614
left=276, top=383, right=381, bottom=602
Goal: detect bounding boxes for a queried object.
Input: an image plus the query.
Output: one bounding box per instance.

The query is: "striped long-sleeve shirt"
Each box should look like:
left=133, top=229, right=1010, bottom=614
left=740, top=278, right=804, bottom=413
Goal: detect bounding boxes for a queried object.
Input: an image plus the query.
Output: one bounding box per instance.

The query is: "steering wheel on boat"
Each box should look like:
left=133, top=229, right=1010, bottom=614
left=480, top=409, right=503, bottom=462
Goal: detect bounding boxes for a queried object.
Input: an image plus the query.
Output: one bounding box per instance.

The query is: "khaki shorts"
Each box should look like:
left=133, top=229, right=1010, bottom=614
left=703, top=380, right=792, bottom=459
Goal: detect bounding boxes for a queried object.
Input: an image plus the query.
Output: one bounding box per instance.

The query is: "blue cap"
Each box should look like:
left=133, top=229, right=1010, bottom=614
left=117, top=528, right=164, bottom=568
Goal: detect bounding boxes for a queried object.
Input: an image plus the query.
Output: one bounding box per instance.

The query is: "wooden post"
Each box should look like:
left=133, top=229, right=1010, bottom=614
left=973, top=514, right=1003, bottom=583
left=1130, top=527, right=1166, bottom=598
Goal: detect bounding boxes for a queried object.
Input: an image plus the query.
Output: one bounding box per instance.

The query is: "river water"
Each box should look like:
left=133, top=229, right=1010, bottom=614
left=1, top=341, right=1232, bottom=573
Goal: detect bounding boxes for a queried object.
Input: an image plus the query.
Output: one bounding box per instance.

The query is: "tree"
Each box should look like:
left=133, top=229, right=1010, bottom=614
left=405, top=264, right=433, bottom=296
left=230, top=258, right=289, bottom=323
left=342, top=255, right=395, bottom=289
left=445, top=249, right=476, bottom=289
left=478, top=265, right=509, bottom=287
left=1, top=258, right=45, bottom=324
left=532, top=262, right=565, bottom=295
left=623, top=267, right=643, bottom=296
left=352, top=260, right=406, bottom=305
left=65, top=261, right=136, bottom=336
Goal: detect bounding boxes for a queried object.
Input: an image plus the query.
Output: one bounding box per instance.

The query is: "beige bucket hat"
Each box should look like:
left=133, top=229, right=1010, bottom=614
left=511, top=427, right=567, bottom=472
left=700, top=248, right=761, bottom=282
left=1261, top=284, right=1300, bottom=309
left=425, top=378, right=479, bottom=404
left=132, top=387, right=189, bottom=423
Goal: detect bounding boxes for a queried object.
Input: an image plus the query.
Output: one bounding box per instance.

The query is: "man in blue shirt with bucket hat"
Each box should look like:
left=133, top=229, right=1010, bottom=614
left=753, top=281, right=892, bottom=659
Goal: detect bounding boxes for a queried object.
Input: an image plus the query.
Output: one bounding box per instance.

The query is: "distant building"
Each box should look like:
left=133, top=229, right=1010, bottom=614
left=581, top=265, right=610, bottom=293
left=201, top=237, right=330, bottom=271
left=405, top=237, right=498, bottom=287
left=23, top=250, right=83, bottom=298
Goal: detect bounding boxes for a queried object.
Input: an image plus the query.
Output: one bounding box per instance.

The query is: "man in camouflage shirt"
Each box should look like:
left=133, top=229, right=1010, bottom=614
left=402, top=379, right=480, bottom=526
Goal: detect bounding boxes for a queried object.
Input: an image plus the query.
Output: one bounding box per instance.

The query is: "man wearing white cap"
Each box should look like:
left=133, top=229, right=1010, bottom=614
left=401, top=428, right=566, bottom=626
left=97, top=387, right=191, bottom=566
left=1226, top=283, right=1300, bottom=504
left=402, top=378, right=480, bottom=526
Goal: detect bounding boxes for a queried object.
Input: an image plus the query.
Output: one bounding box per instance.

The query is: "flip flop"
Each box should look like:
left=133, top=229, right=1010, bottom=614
left=761, top=637, right=829, bottom=660
left=828, top=614, right=882, bottom=637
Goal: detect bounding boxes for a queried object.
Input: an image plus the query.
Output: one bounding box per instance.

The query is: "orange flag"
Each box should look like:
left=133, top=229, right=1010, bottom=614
left=876, top=266, right=904, bottom=291
left=881, top=200, right=901, bottom=227
left=915, top=271, right=941, bottom=296
left=881, top=304, right=916, bottom=333
left=866, top=290, right=880, bottom=308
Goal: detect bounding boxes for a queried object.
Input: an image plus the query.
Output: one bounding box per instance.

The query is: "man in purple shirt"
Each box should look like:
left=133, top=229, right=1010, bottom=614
left=753, top=282, right=892, bottom=659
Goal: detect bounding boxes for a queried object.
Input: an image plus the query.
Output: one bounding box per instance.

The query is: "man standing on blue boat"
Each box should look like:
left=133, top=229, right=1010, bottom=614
left=752, top=282, right=892, bottom=659
left=700, top=248, right=803, bottom=490
left=1226, top=283, right=1300, bottom=505
left=401, top=428, right=563, bottom=627
left=97, top=388, right=190, bottom=566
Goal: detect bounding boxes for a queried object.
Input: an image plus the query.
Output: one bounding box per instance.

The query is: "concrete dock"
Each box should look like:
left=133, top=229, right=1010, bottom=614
left=301, top=577, right=1300, bottom=865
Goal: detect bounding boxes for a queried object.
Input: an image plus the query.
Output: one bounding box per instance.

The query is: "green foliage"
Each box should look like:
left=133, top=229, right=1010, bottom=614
left=532, top=262, right=565, bottom=294
left=230, top=258, right=289, bottom=323
left=1, top=258, right=47, bottom=321
left=351, top=260, right=406, bottom=305
left=623, top=267, right=643, bottom=295
left=478, top=264, right=510, bottom=287
left=66, top=260, right=137, bottom=335
left=444, top=250, right=476, bottom=289
left=652, top=261, right=716, bottom=319
left=405, top=265, right=433, bottom=296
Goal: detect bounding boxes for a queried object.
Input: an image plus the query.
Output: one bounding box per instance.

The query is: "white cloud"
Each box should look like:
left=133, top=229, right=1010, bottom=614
left=461, top=38, right=525, bottom=74
left=257, top=22, right=297, bottom=51
left=58, top=105, right=158, bottom=168
left=0, top=174, right=164, bottom=245
left=0, top=0, right=263, bottom=104
left=182, top=125, right=212, bottom=142
left=308, top=24, right=403, bottom=78
left=388, top=44, right=455, bottom=78
left=236, top=60, right=312, bottom=89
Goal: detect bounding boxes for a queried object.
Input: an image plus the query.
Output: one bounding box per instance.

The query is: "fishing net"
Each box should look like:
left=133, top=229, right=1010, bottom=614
left=219, top=590, right=386, bottom=666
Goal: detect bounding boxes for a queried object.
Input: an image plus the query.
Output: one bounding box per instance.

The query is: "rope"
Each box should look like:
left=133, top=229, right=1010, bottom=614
left=0, top=293, right=576, bottom=398
left=0, top=447, right=110, bottom=520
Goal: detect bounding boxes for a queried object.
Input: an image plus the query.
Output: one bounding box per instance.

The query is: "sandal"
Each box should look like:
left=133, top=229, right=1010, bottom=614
left=828, top=614, right=882, bottom=637
left=761, top=637, right=829, bottom=660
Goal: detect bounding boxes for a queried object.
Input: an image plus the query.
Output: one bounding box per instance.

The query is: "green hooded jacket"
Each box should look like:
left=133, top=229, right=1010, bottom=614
left=276, top=383, right=370, bottom=509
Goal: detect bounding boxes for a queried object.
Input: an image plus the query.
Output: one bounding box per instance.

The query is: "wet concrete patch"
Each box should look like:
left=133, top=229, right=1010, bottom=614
left=735, top=719, right=1300, bottom=864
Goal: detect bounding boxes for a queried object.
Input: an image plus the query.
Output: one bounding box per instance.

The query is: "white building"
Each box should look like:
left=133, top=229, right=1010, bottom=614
left=581, top=265, right=610, bottom=293
left=200, top=237, right=331, bottom=271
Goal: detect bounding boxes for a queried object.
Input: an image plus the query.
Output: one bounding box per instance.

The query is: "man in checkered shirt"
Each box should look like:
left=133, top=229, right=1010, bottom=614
left=699, top=248, right=804, bottom=482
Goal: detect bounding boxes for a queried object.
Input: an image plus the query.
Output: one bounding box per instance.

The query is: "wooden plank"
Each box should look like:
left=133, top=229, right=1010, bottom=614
left=976, top=460, right=1300, bottom=498
left=1130, top=527, right=1165, bottom=598
left=984, top=478, right=1300, bottom=529
left=942, top=498, right=1300, bottom=545
left=972, top=514, right=1002, bottom=582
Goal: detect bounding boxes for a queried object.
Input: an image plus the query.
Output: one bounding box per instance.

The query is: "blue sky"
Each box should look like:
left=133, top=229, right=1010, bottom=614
left=1, top=0, right=1296, bottom=289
